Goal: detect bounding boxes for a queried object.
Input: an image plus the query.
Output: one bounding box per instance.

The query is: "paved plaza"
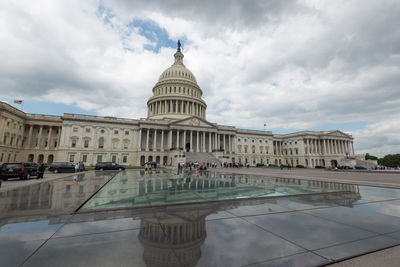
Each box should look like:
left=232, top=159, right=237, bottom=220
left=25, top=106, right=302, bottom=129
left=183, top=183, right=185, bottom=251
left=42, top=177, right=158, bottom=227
left=1, top=169, right=400, bottom=266
left=215, top=167, right=400, bottom=188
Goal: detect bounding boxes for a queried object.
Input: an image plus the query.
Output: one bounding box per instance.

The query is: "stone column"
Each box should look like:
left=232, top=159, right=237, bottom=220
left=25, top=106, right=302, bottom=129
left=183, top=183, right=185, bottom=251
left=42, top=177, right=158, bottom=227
left=196, top=131, right=199, bottom=152
left=138, top=129, right=142, bottom=151
left=27, top=125, right=33, bottom=148
left=351, top=141, right=355, bottom=155
left=208, top=132, right=212, bottom=152
left=228, top=135, right=231, bottom=153
left=342, top=140, right=346, bottom=155
left=176, top=130, right=180, bottom=149
left=0, top=117, right=6, bottom=144
left=190, top=130, right=193, bottom=152
left=160, top=130, right=164, bottom=152
left=183, top=130, right=186, bottom=151
left=334, top=140, right=337, bottom=154
left=145, top=128, right=149, bottom=151
left=323, top=139, right=326, bottom=155
left=223, top=134, right=226, bottom=152
left=313, top=139, right=316, bottom=154
left=47, top=127, right=53, bottom=148
left=37, top=126, right=43, bottom=148
left=56, top=127, right=61, bottom=148
left=202, top=131, right=206, bottom=152
left=318, top=140, right=321, bottom=155
left=168, top=130, right=172, bottom=150
left=153, top=129, right=157, bottom=151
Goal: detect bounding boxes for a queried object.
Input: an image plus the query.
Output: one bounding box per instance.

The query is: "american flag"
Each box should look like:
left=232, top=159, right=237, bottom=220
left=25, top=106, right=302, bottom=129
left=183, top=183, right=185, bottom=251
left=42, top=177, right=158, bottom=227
left=14, top=100, right=23, bottom=104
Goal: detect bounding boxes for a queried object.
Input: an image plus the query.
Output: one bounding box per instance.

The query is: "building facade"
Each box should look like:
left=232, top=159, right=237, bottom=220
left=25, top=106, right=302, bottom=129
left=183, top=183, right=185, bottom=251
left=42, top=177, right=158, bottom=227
left=0, top=45, right=360, bottom=168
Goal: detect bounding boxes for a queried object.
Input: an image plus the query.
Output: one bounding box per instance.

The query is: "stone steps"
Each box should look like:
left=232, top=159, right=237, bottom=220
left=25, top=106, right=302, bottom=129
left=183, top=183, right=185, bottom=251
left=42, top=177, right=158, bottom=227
left=184, top=152, right=220, bottom=164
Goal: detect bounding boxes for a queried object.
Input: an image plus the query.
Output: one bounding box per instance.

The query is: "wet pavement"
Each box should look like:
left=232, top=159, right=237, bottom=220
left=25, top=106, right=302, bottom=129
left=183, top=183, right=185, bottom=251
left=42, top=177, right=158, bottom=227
left=1, top=170, right=400, bottom=266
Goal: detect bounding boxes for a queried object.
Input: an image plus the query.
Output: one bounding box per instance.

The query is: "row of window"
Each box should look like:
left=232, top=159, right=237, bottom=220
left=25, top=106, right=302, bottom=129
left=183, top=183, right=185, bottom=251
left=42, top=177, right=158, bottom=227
left=161, top=70, right=195, bottom=81
left=4, top=120, right=23, bottom=130
left=71, top=137, right=130, bottom=149
left=72, top=127, right=130, bottom=136
left=238, top=138, right=269, bottom=144
left=237, top=145, right=270, bottom=154
left=155, top=86, right=200, bottom=97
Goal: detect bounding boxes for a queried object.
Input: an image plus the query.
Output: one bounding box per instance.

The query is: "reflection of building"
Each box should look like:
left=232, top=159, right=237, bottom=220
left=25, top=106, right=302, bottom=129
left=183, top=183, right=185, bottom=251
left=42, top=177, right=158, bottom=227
left=0, top=172, right=110, bottom=227
left=139, top=206, right=210, bottom=267
left=0, top=42, right=359, bottom=168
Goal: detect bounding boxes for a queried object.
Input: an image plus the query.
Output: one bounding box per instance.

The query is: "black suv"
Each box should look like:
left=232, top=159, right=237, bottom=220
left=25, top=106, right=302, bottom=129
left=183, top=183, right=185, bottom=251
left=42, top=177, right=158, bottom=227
left=1, top=162, right=38, bottom=180
left=95, top=162, right=125, bottom=171
left=48, top=162, right=75, bottom=173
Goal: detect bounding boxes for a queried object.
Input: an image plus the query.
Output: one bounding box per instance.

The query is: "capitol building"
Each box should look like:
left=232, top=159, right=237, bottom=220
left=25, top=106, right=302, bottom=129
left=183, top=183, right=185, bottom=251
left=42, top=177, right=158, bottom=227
left=0, top=43, right=362, bottom=168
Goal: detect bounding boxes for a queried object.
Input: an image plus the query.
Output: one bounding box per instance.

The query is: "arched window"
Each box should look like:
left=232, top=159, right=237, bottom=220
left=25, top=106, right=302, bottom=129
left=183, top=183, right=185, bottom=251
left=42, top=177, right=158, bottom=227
left=112, top=139, right=119, bottom=149
left=98, top=137, right=104, bottom=148
left=252, top=145, right=256, bottom=153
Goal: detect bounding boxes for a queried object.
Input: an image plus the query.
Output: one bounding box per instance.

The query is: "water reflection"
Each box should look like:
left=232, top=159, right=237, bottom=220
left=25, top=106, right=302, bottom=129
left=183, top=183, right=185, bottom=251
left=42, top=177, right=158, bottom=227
left=0, top=171, right=116, bottom=227
left=81, top=170, right=361, bottom=210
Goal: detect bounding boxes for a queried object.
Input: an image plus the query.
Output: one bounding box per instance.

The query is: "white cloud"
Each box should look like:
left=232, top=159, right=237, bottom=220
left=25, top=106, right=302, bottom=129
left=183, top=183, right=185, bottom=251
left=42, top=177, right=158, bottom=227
left=1, top=0, right=400, bottom=156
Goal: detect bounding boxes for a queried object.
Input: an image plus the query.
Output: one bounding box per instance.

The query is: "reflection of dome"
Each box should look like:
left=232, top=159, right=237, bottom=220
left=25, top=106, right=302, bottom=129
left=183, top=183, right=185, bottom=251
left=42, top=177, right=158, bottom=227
left=147, top=41, right=207, bottom=120
left=139, top=208, right=209, bottom=267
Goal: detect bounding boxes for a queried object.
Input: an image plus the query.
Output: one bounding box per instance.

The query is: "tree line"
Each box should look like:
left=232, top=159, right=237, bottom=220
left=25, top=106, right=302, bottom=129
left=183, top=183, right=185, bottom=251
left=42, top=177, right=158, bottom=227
left=366, top=153, right=400, bottom=167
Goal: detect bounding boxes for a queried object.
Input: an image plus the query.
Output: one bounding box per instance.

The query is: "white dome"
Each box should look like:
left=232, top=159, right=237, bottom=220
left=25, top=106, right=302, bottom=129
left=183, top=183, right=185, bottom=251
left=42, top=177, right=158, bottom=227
left=158, top=51, right=197, bottom=84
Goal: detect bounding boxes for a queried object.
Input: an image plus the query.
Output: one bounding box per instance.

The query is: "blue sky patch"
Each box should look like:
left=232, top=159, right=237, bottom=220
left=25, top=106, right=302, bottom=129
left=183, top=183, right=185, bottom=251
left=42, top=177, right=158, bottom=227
left=1, top=98, right=96, bottom=116
left=98, top=3, right=181, bottom=53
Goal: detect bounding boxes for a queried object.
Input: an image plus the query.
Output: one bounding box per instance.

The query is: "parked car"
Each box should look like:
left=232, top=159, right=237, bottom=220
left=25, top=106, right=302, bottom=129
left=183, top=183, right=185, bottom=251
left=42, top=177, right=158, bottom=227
left=1, top=162, right=38, bottom=180
left=48, top=162, right=75, bottom=173
left=355, top=166, right=367, bottom=170
left=296, top=165, right=305, bottom=168
left=256, top=163, right=265, bottom=167
left=95, top=162, right=125, bottom=171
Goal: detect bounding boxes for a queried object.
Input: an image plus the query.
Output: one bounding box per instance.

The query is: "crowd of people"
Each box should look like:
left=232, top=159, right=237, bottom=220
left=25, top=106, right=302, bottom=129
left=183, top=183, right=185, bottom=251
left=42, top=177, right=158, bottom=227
left=176, top=161, right=253, bottom=170
left=74, top=162, right=85, bottom=172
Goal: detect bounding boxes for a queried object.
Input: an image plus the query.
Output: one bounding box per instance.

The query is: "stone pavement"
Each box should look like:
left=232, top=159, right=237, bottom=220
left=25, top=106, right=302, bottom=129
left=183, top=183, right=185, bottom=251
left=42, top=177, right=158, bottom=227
left=212, top=167, right=400, bottom=266
left=214, top=167, right=400, bottom=188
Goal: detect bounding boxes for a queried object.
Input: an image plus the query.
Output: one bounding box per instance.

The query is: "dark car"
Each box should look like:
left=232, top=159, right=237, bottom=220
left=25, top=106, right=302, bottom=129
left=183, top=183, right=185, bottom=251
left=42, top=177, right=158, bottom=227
left=296, top=165, right=305, bottom=168
left=48, top=162, right=75, bottom=173
left=95, top=162, right=125, bottom=171
left=355, top=166, right=367, bottom=170
left=1, top=162, right=38, bottom=180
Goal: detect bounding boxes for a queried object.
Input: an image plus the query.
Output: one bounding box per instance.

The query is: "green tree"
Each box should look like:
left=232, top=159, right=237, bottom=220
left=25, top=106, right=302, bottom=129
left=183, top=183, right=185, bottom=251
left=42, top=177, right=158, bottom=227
left=378, top=154, right=400, bottom=167
left=365, top=153, right=378, bottom=160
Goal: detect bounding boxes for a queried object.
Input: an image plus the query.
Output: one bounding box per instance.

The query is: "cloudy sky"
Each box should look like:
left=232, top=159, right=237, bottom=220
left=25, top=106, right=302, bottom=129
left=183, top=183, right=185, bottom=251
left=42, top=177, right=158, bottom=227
left=1, top=0, right=399, bottom=157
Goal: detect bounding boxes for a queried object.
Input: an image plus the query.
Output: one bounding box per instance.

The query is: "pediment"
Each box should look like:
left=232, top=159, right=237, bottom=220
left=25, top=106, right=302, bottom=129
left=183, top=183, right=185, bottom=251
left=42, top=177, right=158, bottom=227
left=170, top=116, right=216, bottom=128
left=327, top=130, right=350, bottom=138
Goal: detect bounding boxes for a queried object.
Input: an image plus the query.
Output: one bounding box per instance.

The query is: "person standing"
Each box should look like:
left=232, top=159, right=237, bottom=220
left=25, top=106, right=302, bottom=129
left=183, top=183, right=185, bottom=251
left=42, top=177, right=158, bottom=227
left=37, top=163, right=45, bottom=179
left=75, top=163, right=79, bottom=172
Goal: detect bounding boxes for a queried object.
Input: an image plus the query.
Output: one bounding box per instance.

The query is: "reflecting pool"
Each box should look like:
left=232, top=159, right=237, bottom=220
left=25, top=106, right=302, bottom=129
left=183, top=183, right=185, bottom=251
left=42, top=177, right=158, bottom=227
left=80, top=170, right=360, bottom=211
